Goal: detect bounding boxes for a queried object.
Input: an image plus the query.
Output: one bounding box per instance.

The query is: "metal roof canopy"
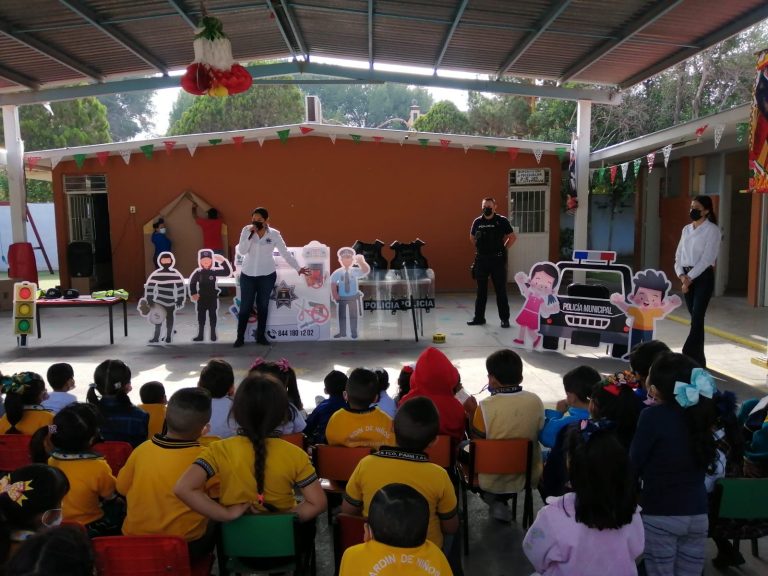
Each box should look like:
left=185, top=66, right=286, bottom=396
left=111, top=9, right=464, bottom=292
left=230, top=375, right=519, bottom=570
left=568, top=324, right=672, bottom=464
left=0, top=0, right=765, bottom=105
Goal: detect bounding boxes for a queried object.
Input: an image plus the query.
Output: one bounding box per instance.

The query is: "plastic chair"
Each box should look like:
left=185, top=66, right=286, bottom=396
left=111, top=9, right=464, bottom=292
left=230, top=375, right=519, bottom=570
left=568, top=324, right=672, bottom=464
left=93, top=535, right=192, bottom=575
left=0, top=434, right=33, bottom=472
left=425, top=434, right=452, bottom=469
left=333, top=513, right=366, bottom=573
left=281, top=432, right=307, bottom=450
left=198, top=435, right=222, bottom=447
left=93, top=441, right=133, bottom=476
left=456, top=439, right=533, bottom=555
left=712, top=478, right=768, bottom=558
left=220, top=513, right=302, bottom=575
left=312, top=445, right=373, bottom=494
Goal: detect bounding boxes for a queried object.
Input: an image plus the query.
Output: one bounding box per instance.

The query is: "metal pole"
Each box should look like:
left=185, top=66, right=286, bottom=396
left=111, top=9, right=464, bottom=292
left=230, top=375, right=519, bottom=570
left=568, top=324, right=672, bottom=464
left=574, top=100, right=591, bottom=252
left=2, top=105, right=27, bottom=243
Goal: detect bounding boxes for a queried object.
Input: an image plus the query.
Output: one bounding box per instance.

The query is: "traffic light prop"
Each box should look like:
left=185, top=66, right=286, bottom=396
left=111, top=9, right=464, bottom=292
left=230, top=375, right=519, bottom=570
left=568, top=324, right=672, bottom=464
left=13, top=281, right=37, bottom=337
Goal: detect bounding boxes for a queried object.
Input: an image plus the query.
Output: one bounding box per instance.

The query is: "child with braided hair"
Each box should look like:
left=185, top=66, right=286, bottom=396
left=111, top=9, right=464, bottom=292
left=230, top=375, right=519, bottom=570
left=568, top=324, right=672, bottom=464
left=249, top=357, right=307, bottom=434
left=175, top=374, right=326, bottom=573
left=0, top=372, right=53, bottom=435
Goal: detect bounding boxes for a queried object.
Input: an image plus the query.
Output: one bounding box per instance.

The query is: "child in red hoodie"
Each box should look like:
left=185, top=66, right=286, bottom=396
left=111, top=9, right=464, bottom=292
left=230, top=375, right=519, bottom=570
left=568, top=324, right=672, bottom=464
left=399, top=347, right=467, bottom=444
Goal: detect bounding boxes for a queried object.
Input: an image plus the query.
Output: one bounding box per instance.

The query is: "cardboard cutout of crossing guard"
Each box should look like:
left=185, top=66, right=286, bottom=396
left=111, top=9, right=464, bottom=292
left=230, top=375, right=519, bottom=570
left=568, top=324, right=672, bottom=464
left=138, top=251, right=186, bottom=344
left=188, top=249, right=233, bottom=342
left=610, top=269, right=681, bottom=357
left=330, top=247, right=371, bottom=339
left=513, top=262, right=561, bottom=349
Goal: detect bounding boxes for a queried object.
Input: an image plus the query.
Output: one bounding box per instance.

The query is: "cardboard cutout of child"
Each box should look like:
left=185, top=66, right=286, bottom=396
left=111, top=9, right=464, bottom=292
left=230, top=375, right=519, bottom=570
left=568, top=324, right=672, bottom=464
left=137, top=251, right=186, bottom=344
left=330, top=247, right=370, bottom=339
left=513, top=261, right=561, bottom=350
left=188, top=249, right=233, bottom=342
left=610, top=269, right=681, bottom=357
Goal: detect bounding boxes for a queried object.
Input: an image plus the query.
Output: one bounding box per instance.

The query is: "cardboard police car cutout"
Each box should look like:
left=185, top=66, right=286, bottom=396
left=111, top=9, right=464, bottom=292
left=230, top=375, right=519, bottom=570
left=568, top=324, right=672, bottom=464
left=330, top=247, right=370, bottom=339
left=610, top=269, right=681, bottom=358
left=512, top=261, right=562, bottom=349
left=188, top=249, right=233, bottom=342
left=138, top=251, right=186, bottom=344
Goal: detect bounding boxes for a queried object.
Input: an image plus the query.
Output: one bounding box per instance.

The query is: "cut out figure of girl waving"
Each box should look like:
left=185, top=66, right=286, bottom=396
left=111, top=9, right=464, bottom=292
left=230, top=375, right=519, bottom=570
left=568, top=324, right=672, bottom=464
left=513, top=262, right=560, bottom=349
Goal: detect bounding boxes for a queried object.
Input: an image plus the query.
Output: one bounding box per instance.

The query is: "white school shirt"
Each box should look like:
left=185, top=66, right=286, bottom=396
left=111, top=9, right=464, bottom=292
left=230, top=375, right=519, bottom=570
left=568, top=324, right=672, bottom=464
left=237, top=225, right=301, bottom=277
left=41, top=391, right=77, bottom=414
left=674, top=219, right=721, bottom=280
left=208, top=396, right=238, bottom=439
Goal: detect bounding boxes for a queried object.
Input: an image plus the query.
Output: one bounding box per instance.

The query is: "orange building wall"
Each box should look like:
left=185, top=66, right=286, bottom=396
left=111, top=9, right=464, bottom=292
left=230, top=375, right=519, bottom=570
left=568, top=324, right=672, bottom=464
left=52, top=137, right=562, bottom=297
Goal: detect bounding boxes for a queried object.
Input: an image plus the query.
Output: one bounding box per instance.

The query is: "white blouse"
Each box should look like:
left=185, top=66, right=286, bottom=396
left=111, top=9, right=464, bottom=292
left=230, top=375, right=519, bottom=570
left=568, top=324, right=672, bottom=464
left=236, top=225, right=301, bottom=277
left=674, top=219, right=721, bottom=280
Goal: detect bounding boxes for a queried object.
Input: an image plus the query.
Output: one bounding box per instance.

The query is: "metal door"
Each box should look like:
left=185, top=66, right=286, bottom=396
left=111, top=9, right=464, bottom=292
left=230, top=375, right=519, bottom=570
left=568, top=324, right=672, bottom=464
left=508, top=169, right=551, bottom=279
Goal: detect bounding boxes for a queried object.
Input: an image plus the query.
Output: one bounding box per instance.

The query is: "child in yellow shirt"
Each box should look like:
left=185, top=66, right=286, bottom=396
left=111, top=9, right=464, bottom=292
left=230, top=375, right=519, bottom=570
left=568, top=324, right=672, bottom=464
left=32, top=402, right=123, bottom=537
left=138, top=381, right=167, bottom=438
left=340, top=483, right=453, bottom=575
left=0, top=372, right=53, bottom=435
left=325, top=368, right=393, bottom=448
left=118, top=388, right=215, bottom=560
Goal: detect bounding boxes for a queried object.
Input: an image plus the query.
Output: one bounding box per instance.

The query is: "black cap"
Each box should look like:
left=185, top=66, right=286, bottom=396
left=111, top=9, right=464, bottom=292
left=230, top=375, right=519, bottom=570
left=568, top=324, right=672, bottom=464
left=45, top=288, right=62, bottom=299
left=63, top=288, right=80, bottom=299
left=200, top=249, right=213, bottom=259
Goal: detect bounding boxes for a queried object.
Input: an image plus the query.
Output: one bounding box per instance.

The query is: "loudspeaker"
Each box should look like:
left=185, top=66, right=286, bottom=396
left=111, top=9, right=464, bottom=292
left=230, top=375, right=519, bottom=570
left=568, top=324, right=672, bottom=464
left=67, top=242, right=94, bottom=278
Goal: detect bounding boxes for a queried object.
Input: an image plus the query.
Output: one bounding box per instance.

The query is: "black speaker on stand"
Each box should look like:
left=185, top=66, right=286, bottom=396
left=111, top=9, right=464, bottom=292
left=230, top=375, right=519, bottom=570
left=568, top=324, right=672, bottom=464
left=67, top=242, right=94, bottom=278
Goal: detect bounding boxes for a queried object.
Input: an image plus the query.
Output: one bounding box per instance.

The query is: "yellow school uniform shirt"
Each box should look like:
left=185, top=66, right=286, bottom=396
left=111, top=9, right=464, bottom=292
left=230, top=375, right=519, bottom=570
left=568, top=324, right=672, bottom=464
left=137, top=404, right=166, bottom=439
left=325, top=407, right=393, bottom=448
left=195, top=435, right=317, bottom=512
left=343, top=448, right=457, bottom=547
left=340, top=539, right=453, bottom=576
left=117, top=435, right=210, bottom=541
left=0, top=406, right=53, bottom=435
left=48, top=451, right=116, bottom=525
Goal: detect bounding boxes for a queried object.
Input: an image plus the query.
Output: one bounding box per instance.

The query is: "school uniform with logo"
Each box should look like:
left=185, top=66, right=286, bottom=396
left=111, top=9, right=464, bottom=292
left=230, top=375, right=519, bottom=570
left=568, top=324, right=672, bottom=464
left=48, top=451, right=116, bottom=525
left=325, top=407, right=393, bottom=449
left=340, top=539, right=453, bottom=576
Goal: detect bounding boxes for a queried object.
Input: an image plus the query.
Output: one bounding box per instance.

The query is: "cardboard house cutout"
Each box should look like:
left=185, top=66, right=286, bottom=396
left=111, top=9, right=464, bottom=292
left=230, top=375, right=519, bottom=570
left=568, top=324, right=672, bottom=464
left=138, top=251, right=186, bottom=344
left=188, top=249, right=233, bottom=342
left=330, top=247, right=371, bottom=339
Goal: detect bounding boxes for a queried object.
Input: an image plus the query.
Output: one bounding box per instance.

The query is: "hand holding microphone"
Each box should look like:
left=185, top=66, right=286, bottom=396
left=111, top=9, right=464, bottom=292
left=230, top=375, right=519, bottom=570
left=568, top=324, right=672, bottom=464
left=248, top=221, right=264, bottom=240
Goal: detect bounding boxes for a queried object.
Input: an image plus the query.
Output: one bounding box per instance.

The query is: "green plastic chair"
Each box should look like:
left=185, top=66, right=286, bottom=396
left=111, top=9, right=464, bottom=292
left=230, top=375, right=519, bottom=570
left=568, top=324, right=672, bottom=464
left=220, top=513, right=299, bottom=575
left=714, top=478, right=768, bottom=558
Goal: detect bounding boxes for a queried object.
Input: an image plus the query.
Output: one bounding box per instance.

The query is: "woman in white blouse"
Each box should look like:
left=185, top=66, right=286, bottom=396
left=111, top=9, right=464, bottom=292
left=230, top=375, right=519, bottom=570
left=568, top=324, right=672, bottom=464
left=234, top=207, right=307, bottom=347
left=674, top=195, right=721, bottom=367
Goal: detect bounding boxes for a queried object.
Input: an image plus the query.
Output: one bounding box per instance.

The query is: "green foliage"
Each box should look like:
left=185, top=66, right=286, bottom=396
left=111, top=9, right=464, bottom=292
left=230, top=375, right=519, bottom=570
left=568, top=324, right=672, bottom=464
left=168, top=84, right=304, bottom=135
left=98, top=92, right=155, bottom=141
left=413, top=100, right=470, bottom=134
left=167, top=90, right=196, bottom=134
left=468, top=91, right=532, bottom=138
left=0, top=170, right=53, bottom=202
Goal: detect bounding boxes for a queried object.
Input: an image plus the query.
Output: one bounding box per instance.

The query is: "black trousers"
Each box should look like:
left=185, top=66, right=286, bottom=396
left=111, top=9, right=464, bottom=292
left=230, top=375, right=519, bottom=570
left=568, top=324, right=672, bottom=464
left=237, top=271, right=276, bottom=341
left=682, top=266, right=714, bottom=367
left=473, top=254, right=509, bottom=322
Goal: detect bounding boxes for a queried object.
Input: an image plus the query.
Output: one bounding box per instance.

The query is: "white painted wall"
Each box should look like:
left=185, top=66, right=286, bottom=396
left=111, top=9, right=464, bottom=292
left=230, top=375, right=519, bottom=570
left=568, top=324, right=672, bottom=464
left=0, top=203, right=59, bottom=271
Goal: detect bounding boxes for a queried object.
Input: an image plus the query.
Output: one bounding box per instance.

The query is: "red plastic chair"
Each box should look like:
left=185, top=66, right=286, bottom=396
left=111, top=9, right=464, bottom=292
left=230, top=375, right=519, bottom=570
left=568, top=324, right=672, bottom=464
left=280, top=432, right=307, bottom=450
left=333, top=513, right=366, bottom=572
left=92, top=441, right=133, bottom=476
left=0, top=434, right=33, bottom=472
left=425, top=434, right=452, bottom=469
left=93, top=535, right=193, bottom=575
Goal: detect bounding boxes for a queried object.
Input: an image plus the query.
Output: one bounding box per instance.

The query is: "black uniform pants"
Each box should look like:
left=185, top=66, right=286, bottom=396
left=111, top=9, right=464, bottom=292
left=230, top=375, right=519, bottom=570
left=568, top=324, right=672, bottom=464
left=473, top=254, right=509, bottom=322
left=682, top=266, right=714, bottom=367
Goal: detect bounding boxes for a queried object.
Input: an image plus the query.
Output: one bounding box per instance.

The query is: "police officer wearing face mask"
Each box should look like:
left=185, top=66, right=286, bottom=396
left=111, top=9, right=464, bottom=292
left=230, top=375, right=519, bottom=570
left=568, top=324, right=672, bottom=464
left=468, top=197, right=516, bottom=328
left=151, top=218, right=171, bottom=267
left=234, top=207, right=309, bottom=347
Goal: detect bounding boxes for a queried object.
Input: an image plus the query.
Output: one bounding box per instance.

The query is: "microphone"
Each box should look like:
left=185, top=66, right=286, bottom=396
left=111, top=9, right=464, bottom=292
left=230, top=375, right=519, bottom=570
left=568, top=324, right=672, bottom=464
left=248, top=228, right=255, bottom=240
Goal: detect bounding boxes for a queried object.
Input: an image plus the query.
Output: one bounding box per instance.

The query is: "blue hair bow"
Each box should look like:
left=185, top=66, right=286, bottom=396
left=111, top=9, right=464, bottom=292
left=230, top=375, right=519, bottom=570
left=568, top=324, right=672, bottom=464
left=673, top=368, right=716, bottom=408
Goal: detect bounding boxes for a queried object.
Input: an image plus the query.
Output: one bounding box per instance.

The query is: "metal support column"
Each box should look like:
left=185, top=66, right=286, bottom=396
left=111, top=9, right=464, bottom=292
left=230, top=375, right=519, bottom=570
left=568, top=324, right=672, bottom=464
left=2, top=104, right=27, bottom=243
left=574, top=100, right=591, bottom=252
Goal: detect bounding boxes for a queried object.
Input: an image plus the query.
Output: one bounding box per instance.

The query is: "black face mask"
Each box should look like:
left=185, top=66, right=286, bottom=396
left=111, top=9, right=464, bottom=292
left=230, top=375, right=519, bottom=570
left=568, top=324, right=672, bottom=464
left=482, top=207, right=493, bottom=217
left=689, top=209, right=702, bottom=221
left=252, top=221, right=264, bottom=230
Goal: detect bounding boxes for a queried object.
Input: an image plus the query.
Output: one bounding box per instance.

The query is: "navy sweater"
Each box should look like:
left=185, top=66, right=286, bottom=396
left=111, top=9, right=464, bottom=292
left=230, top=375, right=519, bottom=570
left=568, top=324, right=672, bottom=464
left=630, top=403, right=707, bottom=516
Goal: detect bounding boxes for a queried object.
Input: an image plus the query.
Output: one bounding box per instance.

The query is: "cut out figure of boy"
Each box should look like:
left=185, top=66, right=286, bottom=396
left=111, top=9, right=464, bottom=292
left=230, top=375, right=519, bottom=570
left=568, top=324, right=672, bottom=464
left=330, top=247, right=370, bottom=339
left=610, top=269, right=681, bottom=357
left=188, top=249, right=233, bottom=342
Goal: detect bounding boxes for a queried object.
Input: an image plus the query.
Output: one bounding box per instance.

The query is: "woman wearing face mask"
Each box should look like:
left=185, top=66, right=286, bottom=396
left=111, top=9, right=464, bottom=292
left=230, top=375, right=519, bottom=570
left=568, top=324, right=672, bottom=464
left=235, top=207, right=308, bottom=347
left=674, top=195, right=721, bottom=367
left=151, top=217, right=171, bottom=266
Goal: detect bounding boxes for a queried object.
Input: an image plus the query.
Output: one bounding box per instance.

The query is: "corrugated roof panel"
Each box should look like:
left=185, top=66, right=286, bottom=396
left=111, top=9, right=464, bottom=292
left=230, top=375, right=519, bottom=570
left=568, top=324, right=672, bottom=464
left=376, top=0, right=457, bottom=21
left=0, top=36, right=76, bottom=84
left=442, top=27, right=527, bottom=75
left=509, top=33, right=600, bottom=80
left=464, top=0, right=552, bottom=29
left=300, top=12, right=369, bottom=60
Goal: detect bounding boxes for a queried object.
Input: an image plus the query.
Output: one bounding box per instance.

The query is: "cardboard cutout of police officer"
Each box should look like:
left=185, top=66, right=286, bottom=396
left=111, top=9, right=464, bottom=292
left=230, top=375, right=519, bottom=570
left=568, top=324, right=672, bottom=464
left=188, top=249, right=233, bottom=342
left=138, top=251, right=186, bottom=344
left=330, top=247, right=370, bottom=339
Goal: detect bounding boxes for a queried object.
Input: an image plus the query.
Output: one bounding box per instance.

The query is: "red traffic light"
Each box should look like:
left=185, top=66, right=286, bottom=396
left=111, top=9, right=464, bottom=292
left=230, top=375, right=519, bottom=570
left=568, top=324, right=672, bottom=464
left=18, top=286, right=32, bottom=299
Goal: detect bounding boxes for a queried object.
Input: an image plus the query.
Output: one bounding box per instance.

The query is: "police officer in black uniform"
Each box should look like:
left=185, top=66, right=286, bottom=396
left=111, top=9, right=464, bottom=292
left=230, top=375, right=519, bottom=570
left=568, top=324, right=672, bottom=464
left=468, top=197, right=516, bottom=327
left=189, top=250, right=233, bottom=342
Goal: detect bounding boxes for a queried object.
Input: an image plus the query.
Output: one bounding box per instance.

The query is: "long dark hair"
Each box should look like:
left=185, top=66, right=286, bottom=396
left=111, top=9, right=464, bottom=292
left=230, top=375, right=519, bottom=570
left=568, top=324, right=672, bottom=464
left=30, top=403, right=100, bottom=462
left=6, top=524, right=95, bottom=576
left=694, top=194, right=718, bottom=225
left=249, top=360, right=303, bottom=411
left=648, top=352, right=717, bottom=470
left=0, top=464, right=70, bottom=531
left=1, top=372, right=47, bottom=434
left=590, top=382, right=642, bottom=449
left=231, top=376, right=289, bottom=504
left=87, top=359, right=132, bottom=408
left=565, top=425, right=637, bottom=530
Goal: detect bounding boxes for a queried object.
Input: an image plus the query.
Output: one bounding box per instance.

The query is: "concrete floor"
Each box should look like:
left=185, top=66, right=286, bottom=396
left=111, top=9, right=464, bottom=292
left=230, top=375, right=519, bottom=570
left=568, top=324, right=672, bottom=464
left=1, top=291, right=766, bottom=574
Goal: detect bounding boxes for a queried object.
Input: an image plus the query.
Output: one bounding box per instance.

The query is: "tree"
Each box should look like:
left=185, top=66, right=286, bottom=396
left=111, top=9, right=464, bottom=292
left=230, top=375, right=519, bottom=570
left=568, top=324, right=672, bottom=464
left=413, top=100, right=470, bottom=134
left=98, top=92, right=155, bottom=141
left=0, top=170, right=52, bottom=202
left=167, top=90, right=196, bottom=134
left=467, top=91, right=532, bottom=138
left=168, top=85, right=304, bottom=135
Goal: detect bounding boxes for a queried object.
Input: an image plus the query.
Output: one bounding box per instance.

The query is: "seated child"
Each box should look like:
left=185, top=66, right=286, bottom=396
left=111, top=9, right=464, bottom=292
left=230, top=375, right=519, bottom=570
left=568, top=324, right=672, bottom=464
left=629, top=339, right=671, bottom=403
left=372, top=368, right=396, bottom=418
left=87, top=359, right=149, bottom=448
left=304, top=369, right=347, bottom=445
left=5, top=524, right=95, bottom=576
left=539, top=365, right=599, bottom=449
left=339, top=483, right=453, bottom=576
left=523, top=421, right=643, bottom=575
left=470, top=349, right=544, bottom=522
left=175, top=375, right=327, bottom=573
left=393, top=364, right=414, bottom=405
left=198, top=358, right=238, bottom=439
left=326, top=368, right=393, bottom=448
left=138, top=381, right=167, bottom=438
left=249, top=357, right=306, bottom=434
left=42, top=363, right=77, bottom=414
left=342, top=397, right=458, bottom=549
left=0, top=464, right=70, bottom=563
left=0, top=372, right=53, bottom=435
left=118, top=388, right=215, bottom=560
left=35, top=403, right=122, bottom=537
left=453, top=376, right=478, bottom=421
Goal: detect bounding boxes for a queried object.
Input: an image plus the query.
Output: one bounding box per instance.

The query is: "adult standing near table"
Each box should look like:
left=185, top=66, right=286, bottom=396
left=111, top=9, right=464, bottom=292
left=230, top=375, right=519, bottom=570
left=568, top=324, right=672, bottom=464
left=468, top=197, right=516, bottom=328
left=191, top=200, right=224, bottom=255
left=674, top=195, right=721, bottom=368
left=234, top=207, right=308, bottom=348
